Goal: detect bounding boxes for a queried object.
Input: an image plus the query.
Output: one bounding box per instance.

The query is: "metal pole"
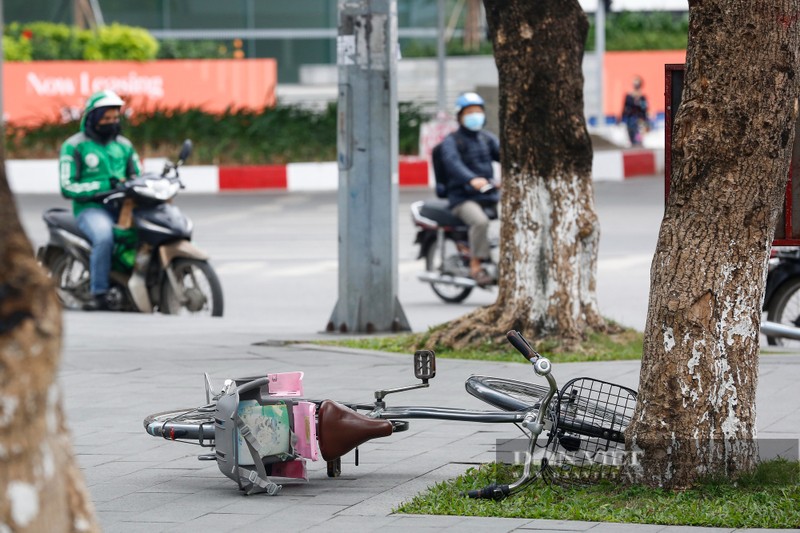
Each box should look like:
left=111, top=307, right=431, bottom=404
left=436, top=0, right=447, bottom=116
left=595, top=0, right=606, bottom=126
left=327, top=0, right=410, bottom=333
left=762, top=321, right=800, bottom=341
left=162, top=0, right=171, bottom=30
left=246, top=0, right=256, bottom=58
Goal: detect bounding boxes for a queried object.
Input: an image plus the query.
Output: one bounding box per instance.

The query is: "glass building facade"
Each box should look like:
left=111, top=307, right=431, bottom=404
left=5, top=0, right=446, bottom=82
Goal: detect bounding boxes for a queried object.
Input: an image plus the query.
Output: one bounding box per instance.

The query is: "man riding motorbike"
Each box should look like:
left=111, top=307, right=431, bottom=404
left=59, top=89, right=142, bottom=310
left=438, top=92, right=500, bottom=287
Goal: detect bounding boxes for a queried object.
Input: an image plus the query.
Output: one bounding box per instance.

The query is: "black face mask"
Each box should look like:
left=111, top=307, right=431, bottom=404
left=94, top=122, right=121, bottom=142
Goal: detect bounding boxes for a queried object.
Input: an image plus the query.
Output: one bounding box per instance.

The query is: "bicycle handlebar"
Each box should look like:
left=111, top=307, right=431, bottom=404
left=506, top=330, right=540, bottom=362
left=466, top=483, right=510, bottom=500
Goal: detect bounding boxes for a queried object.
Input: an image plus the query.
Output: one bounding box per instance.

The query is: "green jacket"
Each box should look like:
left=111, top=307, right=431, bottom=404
left=59, top=106, right=141, bottom=216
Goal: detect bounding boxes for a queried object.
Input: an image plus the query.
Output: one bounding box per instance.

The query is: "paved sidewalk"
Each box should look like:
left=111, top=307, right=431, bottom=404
left=60, top=313, right=799, bottom=532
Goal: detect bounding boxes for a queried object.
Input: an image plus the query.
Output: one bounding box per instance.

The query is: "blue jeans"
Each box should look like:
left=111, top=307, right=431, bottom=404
left=77, top=207, right=116, bottom=296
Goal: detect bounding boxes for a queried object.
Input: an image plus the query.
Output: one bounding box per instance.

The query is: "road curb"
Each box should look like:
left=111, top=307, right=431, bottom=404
left=7, top=149, right=663, bottom=194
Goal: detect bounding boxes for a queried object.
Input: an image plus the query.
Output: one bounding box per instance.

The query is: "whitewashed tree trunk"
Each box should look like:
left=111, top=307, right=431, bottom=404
left=0, top=157, right=100, bottom=531
left=428, top=0, right=604, bottom=349
left=625, top=0, right=800, bottom=489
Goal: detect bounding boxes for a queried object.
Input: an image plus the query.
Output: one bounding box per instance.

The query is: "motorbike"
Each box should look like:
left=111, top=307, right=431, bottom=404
left=764, top=246, right=800, bottom=346
left=411, top=195, right=499, bottom=303
left=37, top=140, right=224, bottom=317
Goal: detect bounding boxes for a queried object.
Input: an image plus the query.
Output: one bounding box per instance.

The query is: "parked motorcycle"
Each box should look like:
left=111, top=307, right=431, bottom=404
left=37, top=140, right=224, bottom=317
left=764, top=247, right=800, bottom=346
left=411, top=197, right=499, bottom=303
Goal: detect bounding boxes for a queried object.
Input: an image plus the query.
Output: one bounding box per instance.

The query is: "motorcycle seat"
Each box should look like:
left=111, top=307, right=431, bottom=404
left=43, top=208, right=88, bottom=240
left=419, top=200, right=498, bottom=228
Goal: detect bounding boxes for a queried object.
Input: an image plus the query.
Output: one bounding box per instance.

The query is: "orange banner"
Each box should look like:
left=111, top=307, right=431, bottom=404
left=3, top=59, right=277, bottom=126
left=604, top=50, right=687, bottom=119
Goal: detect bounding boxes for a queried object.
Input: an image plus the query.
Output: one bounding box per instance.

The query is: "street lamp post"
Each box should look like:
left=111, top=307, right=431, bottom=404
left=327, top=0, right=410, bottom=334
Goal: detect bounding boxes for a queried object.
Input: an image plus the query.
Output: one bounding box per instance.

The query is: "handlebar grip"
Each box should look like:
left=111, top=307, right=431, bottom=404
left=466, top=483, right=510, bottom=500
left=506, top=330, right=537, bottom=361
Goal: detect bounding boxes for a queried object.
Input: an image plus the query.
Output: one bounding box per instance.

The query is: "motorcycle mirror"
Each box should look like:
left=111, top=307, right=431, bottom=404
left=413, top=350, right=436, bottom=381
left=178, top=139, right=193, bottom=163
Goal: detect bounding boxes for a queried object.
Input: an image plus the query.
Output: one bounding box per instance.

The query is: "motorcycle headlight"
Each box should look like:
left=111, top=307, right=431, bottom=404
left=133, top=178, right=180, bottom=201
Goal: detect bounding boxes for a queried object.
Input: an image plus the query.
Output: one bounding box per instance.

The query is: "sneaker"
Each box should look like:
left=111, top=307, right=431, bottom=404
left=83, top=293, right=110, bottom=311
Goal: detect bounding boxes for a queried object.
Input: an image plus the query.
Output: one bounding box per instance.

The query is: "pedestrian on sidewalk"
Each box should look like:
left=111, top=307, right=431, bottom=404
left=621, top=75, right=650, bottom=147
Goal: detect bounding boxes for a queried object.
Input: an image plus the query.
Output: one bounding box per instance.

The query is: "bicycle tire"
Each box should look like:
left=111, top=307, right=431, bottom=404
left=465, top=375, right=552, bottom=412
left=143, top=406, right=216, bottom=443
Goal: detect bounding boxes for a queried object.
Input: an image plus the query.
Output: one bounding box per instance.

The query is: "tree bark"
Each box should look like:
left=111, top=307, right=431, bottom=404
left=0, top=156, right=99, bottom=530
left=427, top=0, right=604, bottom=350
left=463, top=0, right=483, bottom=51
left=625, top=0, right=800, bottom=489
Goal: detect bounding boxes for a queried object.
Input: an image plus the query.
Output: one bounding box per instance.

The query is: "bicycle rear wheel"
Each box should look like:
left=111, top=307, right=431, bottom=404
left=465, top=375, right=552, bottom=412
left=143, top=405, right=216, bottom=443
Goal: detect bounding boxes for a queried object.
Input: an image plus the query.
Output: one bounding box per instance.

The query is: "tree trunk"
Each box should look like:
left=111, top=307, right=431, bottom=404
left=625, top=0, right=800, bottom=489
left=0, top=157, right=100, bottom=530
left=427, top=0, right=604, bottom=350
left=463, top=0, right=483, bottom=52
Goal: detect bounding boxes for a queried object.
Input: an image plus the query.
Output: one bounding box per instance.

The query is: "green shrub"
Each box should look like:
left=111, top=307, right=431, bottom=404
left=3, top=35, right=32, bottom=61
left=3, top=21, right=158, bottom=61
left=82, top=23, right=159, bottom=61
left=5, top=21, right=91, bottom=60
left=157, top=39, right=233, bottom=59
left=587, top=11, right=689, bottom=51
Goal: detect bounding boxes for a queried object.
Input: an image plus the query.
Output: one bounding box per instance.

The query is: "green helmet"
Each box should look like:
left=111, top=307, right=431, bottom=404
left=81, top=90, right=125, bottom=131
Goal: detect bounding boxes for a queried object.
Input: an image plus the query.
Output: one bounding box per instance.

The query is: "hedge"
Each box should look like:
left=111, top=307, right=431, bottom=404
left=5, top=103, right=429, bottom=164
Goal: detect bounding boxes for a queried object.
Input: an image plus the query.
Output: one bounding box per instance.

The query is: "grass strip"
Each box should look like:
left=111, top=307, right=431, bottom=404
left=396, top=460, right=800, bottom=529
left=316, top=326, right=644, bottom=364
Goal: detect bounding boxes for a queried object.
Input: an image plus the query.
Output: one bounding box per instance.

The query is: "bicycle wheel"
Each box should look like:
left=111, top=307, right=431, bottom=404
left=143, top=405, right=216, bottom=443
left=766, top=277, right=800, bottom=347
left=465, top=375, right=552, bottom=412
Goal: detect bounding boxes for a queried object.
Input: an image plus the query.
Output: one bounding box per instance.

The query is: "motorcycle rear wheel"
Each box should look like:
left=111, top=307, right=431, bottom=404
left=160, top=259, right=224, bottom=317
left=49, top=253, right=91, bottom=310
left=425, top=240, right=473, bottom=304
left=766, top=276, right=800, bottom=347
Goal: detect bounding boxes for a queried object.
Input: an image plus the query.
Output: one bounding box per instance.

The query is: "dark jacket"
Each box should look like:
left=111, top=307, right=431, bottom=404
left=439, top=126, right=501, bottom=208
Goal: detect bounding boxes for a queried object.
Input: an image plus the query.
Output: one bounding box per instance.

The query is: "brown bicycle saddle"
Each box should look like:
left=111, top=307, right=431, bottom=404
left=317, top=400, right=393, bottom=461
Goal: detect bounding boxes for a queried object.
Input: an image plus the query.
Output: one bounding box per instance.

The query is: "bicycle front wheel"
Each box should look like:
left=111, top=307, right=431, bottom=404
left=465, top=375, right=552, bottom=412
left=143, top=406, right=216, bottom=443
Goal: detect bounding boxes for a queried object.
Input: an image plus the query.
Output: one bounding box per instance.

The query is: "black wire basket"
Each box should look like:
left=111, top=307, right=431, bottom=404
left=544, top=377, right=638, bottom=486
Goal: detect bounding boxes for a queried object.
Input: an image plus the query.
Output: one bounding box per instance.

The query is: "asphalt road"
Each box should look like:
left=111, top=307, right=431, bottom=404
left=14, top=176, right=664, bottom=335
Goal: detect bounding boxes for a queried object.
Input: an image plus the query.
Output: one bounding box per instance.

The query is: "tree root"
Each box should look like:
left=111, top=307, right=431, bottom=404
left=423, top=302, right=616, bottom=354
